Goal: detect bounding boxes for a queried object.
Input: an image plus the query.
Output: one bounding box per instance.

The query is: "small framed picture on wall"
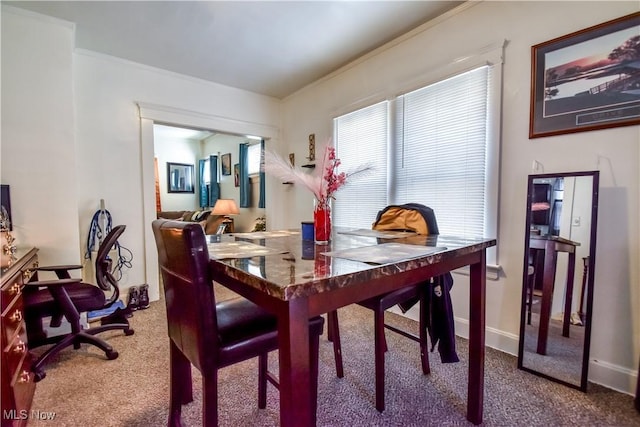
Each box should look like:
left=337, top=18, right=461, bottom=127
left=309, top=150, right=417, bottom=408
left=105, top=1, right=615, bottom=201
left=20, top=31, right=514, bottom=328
left=221, top=153, right=232, bottom=175
left=234, top=163, right=240, bottom=187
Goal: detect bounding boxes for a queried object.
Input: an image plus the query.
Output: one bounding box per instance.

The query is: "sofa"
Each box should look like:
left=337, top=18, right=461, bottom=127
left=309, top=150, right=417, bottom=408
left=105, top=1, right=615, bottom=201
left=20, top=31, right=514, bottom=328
left=156, top=210, right=230, bottom=235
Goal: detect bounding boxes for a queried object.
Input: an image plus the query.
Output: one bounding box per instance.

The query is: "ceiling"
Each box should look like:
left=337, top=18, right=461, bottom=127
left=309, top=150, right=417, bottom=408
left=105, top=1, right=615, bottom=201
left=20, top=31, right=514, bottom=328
left=6, top=1, right=464, bottom=99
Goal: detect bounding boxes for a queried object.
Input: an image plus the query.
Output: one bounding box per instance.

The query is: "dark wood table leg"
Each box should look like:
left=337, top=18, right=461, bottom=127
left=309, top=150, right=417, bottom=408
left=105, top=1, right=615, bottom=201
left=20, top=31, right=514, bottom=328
left=327, top=310, right=344, bottom=378
left=468, top=251, right=486, bottom=425
left=537, top=242, right=557, bottom=355
left=278, top=298, right=313, bottom=427
left=562, top=251, right=576, bottom=337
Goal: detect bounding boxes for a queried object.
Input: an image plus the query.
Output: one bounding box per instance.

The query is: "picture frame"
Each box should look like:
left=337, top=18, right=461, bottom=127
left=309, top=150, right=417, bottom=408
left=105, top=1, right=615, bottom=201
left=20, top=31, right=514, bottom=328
left=221, top=153, right=232, bottom=176
left=529, top=12, right=640, bottom=138
left=234, top=163, right=240, bottom=187
left=167, top=162, right=195, bottom=193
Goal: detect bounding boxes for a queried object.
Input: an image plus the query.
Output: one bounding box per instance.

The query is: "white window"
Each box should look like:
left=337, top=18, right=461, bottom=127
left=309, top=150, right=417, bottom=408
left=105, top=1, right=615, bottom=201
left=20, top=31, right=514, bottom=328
left=393, top=66, right=491, bottom=238
left=334, top=61, right=501, bottom=264
left=333, top=101, right=388, bottom=228
left=247, top=143, right=262, bottom=175
left=203, top=158, right=211, bottom=184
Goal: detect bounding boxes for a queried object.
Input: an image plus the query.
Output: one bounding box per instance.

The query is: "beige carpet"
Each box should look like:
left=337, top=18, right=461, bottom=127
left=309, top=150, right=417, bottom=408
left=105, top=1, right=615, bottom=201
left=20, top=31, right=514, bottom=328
left=28, top=284, right=638, bottom=426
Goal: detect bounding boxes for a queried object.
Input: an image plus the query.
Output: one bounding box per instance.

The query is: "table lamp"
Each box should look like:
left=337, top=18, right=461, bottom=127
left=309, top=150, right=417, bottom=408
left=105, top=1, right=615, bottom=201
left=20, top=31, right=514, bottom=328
left=212, top=199, right=239, bottom=234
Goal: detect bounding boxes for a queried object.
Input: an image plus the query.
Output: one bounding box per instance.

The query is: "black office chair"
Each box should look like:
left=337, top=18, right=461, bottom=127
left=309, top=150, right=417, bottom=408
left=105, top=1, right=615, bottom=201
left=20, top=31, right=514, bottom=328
left=24, top=225, right=134, bottom=381
left=328, top=204, right=456, bottom=412
left=152, top=219, right=325, bottom=427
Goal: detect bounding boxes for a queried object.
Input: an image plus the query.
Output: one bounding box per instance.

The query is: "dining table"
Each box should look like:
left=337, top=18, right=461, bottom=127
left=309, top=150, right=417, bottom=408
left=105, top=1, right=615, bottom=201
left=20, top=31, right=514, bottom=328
left=207, top=228, right=496, bottom=426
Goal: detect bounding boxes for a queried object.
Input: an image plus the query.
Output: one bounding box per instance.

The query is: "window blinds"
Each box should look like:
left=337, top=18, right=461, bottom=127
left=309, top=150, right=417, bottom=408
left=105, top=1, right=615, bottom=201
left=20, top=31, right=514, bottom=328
left=334, top=65, right=494, bottom=238
left=333, top=101, right=389, bottom=228
left=394, top=66, right=490, bottom=237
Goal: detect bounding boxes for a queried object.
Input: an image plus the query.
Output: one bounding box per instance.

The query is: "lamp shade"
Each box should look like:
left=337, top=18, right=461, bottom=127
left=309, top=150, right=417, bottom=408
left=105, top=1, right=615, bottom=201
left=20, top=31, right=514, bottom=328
left=212, top=199, right=240, bottom=215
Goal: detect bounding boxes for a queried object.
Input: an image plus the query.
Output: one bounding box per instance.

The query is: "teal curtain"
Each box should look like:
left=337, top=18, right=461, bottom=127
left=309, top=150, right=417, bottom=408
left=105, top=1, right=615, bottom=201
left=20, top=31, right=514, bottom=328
left=198, top=159, right=208, bottom=207
left=259, top=140, right=265, bottom=209
left=239, top=143, right=250, bottom=208
left=209, top=155, right=220, bottom=207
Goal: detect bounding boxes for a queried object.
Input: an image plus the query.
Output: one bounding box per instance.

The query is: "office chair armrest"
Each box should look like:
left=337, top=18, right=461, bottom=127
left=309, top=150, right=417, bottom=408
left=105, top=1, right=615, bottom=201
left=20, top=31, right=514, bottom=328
left=25, top=278, right=83, bottom=288
left=35, top=265, right=83, bottom=280
left=36, top=264, right=83, bottom=272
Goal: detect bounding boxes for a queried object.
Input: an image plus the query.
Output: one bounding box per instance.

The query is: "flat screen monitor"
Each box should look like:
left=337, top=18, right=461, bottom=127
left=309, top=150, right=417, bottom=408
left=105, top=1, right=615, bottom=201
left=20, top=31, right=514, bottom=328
left=0, top=185, right=12, bottom=231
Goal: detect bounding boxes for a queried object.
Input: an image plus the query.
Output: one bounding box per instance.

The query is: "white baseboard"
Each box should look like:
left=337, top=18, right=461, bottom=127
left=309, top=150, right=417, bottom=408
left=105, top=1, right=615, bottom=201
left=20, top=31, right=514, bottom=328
left=454, top=317, right=637, bottom=396
left=589, top=358, right=637, bottom=396
left=454, top=317, right=520, bottom=357
left=388, top=309, right=637, bottom=395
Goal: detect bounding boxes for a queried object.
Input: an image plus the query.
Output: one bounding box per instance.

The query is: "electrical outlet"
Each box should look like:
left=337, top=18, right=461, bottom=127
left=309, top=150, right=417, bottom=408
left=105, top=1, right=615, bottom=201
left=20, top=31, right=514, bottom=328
left=572, top=216, right=581, bottom=226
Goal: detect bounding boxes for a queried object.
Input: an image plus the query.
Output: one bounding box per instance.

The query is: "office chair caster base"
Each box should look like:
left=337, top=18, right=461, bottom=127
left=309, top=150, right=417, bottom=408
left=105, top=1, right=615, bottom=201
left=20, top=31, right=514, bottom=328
left=124, top=328, right=134, bottom=336
left=101, top=308, right=131, bottom=325
left=33, top=367, right=46, bottom=383
left=106, top=350, right=119, bottom=360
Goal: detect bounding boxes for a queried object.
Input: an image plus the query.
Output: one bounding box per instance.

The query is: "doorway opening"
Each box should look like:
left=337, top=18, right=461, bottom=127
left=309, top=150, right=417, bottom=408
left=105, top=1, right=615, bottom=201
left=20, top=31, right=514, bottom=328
left=152, top=123, right=265, bottom=233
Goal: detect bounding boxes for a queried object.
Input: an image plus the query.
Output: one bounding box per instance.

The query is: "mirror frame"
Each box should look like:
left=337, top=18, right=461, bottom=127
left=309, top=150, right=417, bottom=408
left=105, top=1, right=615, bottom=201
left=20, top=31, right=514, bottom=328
left=517, top=170, right=599, bottom=391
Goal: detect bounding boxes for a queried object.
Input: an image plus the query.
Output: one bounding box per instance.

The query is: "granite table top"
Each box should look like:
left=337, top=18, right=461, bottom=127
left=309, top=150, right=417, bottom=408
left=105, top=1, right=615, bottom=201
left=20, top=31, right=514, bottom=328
left=207, top=228, right=496, bottom=301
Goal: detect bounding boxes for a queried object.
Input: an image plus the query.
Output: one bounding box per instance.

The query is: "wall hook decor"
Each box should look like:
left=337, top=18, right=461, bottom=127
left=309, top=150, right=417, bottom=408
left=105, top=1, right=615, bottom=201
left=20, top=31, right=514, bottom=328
left=302, top=134, right=316, bottom=168
left=307, top=134, right=315, bottom=162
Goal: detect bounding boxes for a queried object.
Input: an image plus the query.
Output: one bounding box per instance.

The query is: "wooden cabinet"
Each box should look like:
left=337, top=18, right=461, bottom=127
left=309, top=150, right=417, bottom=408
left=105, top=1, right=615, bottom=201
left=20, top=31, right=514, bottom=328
left=1, top=248, right=38, bottom=427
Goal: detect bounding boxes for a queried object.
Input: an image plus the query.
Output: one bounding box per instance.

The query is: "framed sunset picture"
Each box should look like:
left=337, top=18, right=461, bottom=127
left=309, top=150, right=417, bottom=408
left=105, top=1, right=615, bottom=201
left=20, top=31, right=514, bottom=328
left=530, top=12, right=640, bottom=138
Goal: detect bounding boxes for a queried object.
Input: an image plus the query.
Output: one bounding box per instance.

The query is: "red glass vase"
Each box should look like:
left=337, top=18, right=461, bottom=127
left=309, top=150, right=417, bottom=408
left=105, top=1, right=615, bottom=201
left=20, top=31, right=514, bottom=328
left=313, top=198, right=332, bottom=244
left=314, top=253, right=332, bottom=277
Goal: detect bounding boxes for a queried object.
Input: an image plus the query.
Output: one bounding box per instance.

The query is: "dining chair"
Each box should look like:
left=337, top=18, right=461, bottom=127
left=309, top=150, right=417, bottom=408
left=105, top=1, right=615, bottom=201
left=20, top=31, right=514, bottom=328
left=328, top=204, right=454, bottom=412
left=152, top=219, right=325, bottom=426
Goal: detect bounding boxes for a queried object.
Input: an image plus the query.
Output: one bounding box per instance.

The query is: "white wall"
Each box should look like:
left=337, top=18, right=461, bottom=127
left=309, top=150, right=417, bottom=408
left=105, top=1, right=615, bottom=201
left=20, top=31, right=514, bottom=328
left=73, top=51, right=280, bottom=301
left=154, top=135, right=200, bottom=212
left=279, top=1, right=640, bottom=393
left=1, top=9, right=81, bottom=267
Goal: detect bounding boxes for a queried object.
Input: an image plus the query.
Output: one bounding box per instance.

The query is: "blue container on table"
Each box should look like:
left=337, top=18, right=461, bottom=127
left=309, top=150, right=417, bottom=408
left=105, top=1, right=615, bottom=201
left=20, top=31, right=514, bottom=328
left=301, top=240, right=315, bottom=260
left=301, top=221, right=314, bottom=241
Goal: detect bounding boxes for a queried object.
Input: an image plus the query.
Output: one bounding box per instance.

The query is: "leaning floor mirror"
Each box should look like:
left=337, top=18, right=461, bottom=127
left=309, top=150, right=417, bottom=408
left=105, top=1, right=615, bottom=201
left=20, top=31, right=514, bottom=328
left=517, top=171, right=599, bottom=391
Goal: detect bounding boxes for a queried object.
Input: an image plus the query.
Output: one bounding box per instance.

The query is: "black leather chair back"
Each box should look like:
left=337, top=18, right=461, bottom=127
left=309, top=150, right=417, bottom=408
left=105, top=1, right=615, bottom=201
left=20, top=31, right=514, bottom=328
left=152, top=219, right=218, bottom=372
